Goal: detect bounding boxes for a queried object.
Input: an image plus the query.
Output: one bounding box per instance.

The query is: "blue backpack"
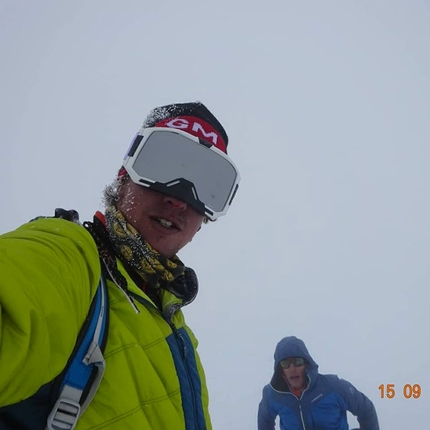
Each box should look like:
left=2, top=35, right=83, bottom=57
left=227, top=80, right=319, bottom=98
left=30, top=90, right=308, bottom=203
left=46, top=275, right=109, bottom=430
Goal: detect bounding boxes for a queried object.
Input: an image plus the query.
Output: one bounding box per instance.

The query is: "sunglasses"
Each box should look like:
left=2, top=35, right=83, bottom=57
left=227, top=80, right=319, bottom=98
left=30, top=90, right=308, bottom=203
left=122, top=127, right=240, bottom=220
left=280, top=357, right=306, bottom=369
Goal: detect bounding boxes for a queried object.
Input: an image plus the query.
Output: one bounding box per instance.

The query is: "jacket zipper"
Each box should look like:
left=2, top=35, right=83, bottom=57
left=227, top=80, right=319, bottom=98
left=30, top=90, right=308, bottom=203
left=299, top=404, right=307, bottom=430
left=298, top=375, right=311, bottom=430
left=277, top=375, right=312, bottom=430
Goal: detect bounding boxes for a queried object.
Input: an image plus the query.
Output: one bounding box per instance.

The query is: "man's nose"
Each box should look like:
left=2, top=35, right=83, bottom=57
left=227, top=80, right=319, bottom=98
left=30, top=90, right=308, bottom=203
left=164, top=195, right=187, bottom=211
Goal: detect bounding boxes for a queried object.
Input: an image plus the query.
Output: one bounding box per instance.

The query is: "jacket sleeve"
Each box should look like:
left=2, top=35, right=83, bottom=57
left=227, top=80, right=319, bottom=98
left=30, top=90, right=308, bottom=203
left=257, top=385, right=277, bottom=430
left=338, top=379, right=380, bottom=430
left=0, top=217, right=101, bottom=406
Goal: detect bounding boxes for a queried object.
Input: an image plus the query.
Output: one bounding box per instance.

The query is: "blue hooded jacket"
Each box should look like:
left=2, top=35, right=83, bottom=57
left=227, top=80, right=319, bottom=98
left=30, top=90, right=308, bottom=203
left=257, top=336, right=379, bottom=430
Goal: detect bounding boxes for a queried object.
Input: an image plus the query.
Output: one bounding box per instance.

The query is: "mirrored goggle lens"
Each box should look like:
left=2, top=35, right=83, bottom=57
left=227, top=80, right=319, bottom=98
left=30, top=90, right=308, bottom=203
left=130, top=130, right=238, bottom=214
left=280, top=357, right=305, bottom=369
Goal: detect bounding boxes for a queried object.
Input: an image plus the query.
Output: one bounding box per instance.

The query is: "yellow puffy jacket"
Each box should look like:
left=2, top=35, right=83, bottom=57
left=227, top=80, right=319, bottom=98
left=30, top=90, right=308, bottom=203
left=0, top=216, right=211, bottom=429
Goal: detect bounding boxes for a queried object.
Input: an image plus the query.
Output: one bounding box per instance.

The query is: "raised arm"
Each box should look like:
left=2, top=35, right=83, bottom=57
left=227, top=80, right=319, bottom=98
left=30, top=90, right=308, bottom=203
left=0, top=217, right=100, bottom=406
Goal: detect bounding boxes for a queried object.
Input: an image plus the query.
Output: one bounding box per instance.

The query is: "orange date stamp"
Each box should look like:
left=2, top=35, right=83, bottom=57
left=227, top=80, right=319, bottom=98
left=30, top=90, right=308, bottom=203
left=378, top=384, right=421, bottom=399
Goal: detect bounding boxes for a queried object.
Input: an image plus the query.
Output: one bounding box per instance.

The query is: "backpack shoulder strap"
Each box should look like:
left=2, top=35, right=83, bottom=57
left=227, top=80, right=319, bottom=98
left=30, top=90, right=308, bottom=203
left=46, top=272, right=109, bottom=430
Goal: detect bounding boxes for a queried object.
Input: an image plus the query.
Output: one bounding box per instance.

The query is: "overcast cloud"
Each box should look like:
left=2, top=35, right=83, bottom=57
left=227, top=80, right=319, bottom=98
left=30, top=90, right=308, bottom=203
left=1, top=1, right=429, bottom=428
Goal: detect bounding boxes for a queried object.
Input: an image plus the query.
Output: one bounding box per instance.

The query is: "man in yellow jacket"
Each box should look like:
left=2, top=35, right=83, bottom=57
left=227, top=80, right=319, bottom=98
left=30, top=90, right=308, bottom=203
left=0, top=102, right=240, bottom=430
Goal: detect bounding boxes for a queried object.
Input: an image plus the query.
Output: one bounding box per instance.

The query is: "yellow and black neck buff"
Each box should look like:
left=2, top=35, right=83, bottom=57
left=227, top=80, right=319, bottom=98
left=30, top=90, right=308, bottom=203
left=104, top=206, right=185, bottom=289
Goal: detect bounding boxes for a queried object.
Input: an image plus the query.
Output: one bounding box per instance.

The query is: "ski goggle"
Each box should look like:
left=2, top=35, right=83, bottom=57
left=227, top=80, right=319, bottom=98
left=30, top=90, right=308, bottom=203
left=122, top=127, right=240, bottom=220
left=280, top=357, right=306, bottom=369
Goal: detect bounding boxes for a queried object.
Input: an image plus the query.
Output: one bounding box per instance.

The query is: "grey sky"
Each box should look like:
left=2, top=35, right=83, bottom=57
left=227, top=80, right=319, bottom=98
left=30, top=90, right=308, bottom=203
left=1, top=1, right=429, bottom=428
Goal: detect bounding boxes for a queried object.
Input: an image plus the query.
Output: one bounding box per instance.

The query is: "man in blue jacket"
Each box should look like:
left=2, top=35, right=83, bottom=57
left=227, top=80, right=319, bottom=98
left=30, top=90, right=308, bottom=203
left=258, top=336, right=379, bottom=430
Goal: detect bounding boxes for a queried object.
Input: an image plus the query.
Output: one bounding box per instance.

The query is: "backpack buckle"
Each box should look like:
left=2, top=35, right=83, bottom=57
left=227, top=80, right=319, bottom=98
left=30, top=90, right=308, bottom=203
left=46, top=398, right=81, bottom=430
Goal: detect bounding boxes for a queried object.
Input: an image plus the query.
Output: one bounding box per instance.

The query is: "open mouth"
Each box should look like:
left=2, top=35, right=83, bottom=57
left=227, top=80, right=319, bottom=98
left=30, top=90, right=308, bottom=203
left=151, top=217, right=180, bottom=230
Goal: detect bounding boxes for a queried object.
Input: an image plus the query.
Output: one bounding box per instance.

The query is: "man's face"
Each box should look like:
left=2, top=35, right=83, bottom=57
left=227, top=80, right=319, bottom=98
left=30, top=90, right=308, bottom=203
left=117, top=179, right=205, bottom=257
left=281, top=357, right=307, bottom=390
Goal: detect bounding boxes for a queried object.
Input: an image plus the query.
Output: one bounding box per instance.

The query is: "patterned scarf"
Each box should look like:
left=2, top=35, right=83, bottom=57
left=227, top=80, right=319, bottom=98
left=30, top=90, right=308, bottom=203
left=104, top=206, right=185, bottom=289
